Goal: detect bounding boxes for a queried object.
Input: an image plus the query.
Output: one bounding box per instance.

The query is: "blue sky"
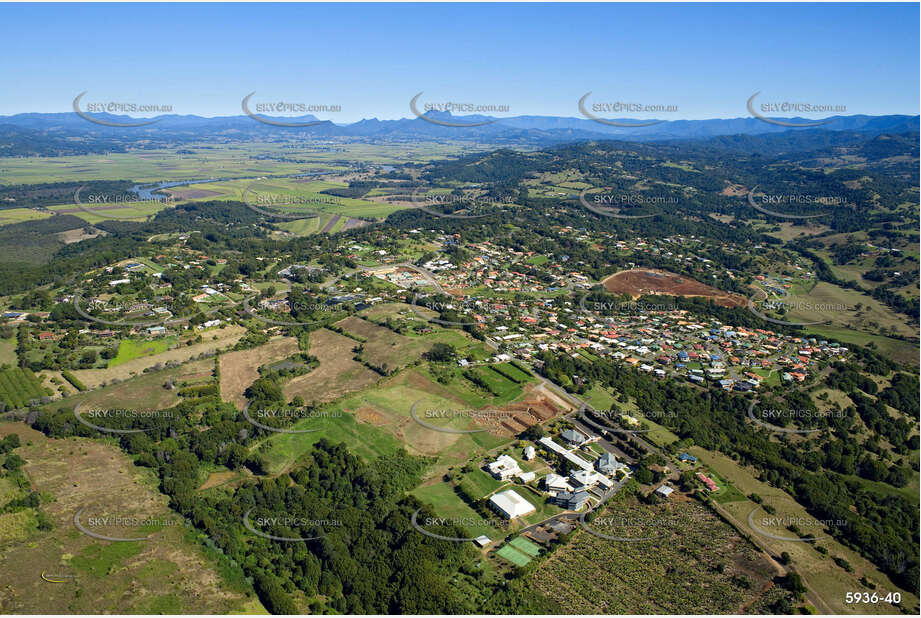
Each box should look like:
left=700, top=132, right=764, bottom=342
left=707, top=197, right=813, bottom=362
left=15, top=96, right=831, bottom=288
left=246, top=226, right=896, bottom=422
left=1, top=2, right=917, bottom=121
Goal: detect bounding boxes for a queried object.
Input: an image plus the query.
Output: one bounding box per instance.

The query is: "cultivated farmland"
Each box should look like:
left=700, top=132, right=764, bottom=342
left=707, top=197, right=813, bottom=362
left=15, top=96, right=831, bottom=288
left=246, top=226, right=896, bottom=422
left=0, top=367, right=47, bottom=409
left=531, top=493, right=782, bottom=613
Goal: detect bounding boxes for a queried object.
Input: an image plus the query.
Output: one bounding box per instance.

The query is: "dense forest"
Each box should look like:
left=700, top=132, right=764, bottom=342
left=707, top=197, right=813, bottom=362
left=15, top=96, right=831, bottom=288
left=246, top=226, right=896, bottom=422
left=28, top=395, right=558, bottom=614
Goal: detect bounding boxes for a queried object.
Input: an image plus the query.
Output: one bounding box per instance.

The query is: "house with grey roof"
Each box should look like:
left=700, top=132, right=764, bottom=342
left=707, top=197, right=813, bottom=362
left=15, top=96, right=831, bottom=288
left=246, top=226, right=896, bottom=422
left=595, top=451, right=628, bottom=475
left=560, top=428, right=587, bottom=447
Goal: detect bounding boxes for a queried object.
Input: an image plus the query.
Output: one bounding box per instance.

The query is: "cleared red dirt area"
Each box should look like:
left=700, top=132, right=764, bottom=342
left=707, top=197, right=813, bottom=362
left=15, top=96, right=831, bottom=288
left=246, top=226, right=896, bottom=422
left=603, top=268, right=746, bottom=308
left=473, top=383, right=573, bottom=437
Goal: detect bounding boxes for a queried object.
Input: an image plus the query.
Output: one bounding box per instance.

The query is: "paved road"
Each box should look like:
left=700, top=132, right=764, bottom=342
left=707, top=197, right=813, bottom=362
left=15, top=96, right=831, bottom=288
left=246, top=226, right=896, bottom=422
left=567, top=416, right=637, bottom=464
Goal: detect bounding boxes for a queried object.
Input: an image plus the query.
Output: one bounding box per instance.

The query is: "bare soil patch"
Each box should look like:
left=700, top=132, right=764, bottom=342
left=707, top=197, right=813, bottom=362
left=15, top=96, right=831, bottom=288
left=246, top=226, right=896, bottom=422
left=355, top=406, right=389, bottom=426
left=342, top=217, right=370, bottom=230
left=282, top=329, right=379, bottom=406
left=56, top=227, right=106, bottom=244
left=477, top=383, right=570, bottom=437
left=721, top=182, right=749, bottom=197
left=603, top=268, right=746, bottom=308
left=218, top=336, right=300, bottom=409
left=198, top=470, right=249, bottom=491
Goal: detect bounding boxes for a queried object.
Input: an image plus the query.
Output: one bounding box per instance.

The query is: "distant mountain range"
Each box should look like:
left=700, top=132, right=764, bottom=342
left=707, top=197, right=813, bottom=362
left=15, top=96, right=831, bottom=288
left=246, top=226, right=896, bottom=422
left=1, top=110, right=917, bottom=143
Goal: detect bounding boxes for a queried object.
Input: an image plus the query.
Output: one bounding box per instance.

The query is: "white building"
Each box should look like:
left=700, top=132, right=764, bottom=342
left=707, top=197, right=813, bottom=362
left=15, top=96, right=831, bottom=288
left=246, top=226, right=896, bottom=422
left=523, top=445, right=536, bottom=461
left=538, top=437, right=593, bottom=472
left=570, top=470, right=602, bottom=489
left=473, top=535, right=491, bottom=547
left=487, top=454, right=522, bottom=481
left=542, top=473, right=573, bottom=494
left=489, top=489, right=536, bottom=520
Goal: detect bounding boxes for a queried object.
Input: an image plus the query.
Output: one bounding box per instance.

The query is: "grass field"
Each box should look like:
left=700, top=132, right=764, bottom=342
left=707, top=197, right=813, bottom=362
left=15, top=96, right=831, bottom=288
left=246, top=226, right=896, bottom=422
left=108, top=336, right=178, bottom=367
left=47, top=200, right=170, bottom=224
left=276, top=216, right=322, bottom=236
left=0, top=422, right=261, bottom=614
left=282, top=328, right=380, bottom=407
left=582, top=384, right=618, bottom=410
left=461, top=466, right=507, bottom=497
left=526, top=255, right=549, bottom=266
left=411, top=481, right=501, bottom=540
left=0, top=208, right=53, bottom=226
left=706, top=470, right=747, bottom=504
left=218, top=336, right=300, bottom=409
left=70, top=325, right=245, bottom=389
left=0, top=141, right=483, bottom=190
left=0, top=335, right=17, bottom=365
left=635, top=415, right=680, bottom=447
left=256, top=404, right=405, bottom=474
left=465, top=366, right=526, bottom=402
left=336, top=315, right=477, bottom=373
left=42, top=358, right=215, bottom=417
left=759, top=221, right=831, bottom=242
left=340, top=367, right=512, bottom=462
left=780, top=281, right=916, bottom=339
left=802, top=324, right=918, bottom=368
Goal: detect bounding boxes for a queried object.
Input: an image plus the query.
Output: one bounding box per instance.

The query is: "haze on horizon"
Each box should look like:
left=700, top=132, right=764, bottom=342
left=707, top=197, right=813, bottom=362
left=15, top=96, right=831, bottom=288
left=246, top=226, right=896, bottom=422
left=0, top=2, right=918, bottom=122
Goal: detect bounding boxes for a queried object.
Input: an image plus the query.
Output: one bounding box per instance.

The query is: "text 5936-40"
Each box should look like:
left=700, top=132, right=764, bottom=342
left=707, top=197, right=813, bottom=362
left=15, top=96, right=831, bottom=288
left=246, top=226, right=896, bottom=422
left=844, top=591, right=901, bottom=604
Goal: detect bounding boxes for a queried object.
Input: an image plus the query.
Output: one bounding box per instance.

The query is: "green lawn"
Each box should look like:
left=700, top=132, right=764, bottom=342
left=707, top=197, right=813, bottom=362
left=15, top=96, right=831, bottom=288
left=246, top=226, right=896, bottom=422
left=526, top=255, right=549, bottom=266
left=411, top=482, right=499, bottom=539
left=276, top=217, right=321, bottom=236
left=582, top=384, right=618, bottom=410
left=258, top=406, right=405, bottom=474
left=466, top=366, right=524, bottom=402
left=109, top=337, right=178, bottom=367
left=461, top=467, right=507, bottom=499
left=0, top=335, right=17, bottom=365
left=707, top=470, right=747, bottom=504
left=635, top=416, right=679, bottom=447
